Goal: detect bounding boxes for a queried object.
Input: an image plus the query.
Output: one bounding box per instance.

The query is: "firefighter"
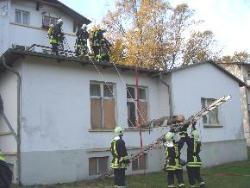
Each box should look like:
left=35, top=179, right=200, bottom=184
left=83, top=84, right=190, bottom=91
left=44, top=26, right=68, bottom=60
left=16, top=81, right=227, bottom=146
left=92, top=29, right=111, bottom=62
left=164, top=131, right=185, bottom=188
left=48, top=19, right=64, bottom=55
left=175, top=115, right=190, bottom=150
left=110, top=127, right=130, bottom=188
left=0, top=150, right=12, bottom=188
left=75, top=24, right=89, bottom=56
left=186, top=126, right=206, bottom=188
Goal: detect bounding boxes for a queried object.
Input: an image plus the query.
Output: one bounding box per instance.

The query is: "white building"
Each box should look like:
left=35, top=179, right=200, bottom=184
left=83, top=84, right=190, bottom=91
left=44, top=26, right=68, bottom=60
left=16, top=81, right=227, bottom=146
left=219, top=62, right=250, bottom=145
left=168, top=62, right=248, bottom=166
left=0, top=0, right=248, bottom=186
left=0, top=0, right=90, bottom=55
left=0, top=49, right=248, bottom=185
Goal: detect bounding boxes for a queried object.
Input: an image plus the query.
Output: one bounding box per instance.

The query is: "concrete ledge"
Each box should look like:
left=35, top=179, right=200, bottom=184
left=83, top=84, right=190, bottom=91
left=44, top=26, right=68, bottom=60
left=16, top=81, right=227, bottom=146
left=204, top=125, right=223, bottom=128
left=88, top=129, right=113, bottom=132
left=0, top=131, right=13, bottom=136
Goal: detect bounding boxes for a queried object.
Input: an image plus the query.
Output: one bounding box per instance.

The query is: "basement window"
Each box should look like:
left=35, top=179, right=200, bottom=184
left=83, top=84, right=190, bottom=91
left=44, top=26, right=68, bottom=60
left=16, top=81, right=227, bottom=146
left=90, top=81, right=116, bottom=129
left=132, top=153, right=147, bottom=171
left=89, top=157, right=109, bottom=176
left=127, top=86, right=148, bottom=127
left=201, top=98, right=219, bottom=126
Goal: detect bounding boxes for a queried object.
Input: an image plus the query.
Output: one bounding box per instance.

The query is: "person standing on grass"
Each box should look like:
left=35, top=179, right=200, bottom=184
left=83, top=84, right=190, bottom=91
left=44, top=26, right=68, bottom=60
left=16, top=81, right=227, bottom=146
left=164, top=131, right=185, bottom=188
left=110, top=127, right=130, bottom=188
left=186, top=125, right=206, bottom=188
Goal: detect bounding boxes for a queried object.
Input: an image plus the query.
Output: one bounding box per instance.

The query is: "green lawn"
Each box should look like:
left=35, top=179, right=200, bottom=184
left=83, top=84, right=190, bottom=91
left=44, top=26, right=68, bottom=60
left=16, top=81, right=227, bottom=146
left=13, top=148, right=250, bottom=188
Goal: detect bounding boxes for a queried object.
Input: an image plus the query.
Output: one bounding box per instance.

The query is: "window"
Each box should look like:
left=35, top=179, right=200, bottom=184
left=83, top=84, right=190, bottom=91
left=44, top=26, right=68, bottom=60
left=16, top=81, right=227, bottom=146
left=15, top=9, right=30, bottom=25
left=90, top=82, right=116, bottom=129
left=89, top=157, right=108, bottom=176
left=127, top=86, right=148, bottom=127
left=201, top=98, right=219, bottom=126
left=247, top=70, right=250, bottom=79
left=132, top=153, right=147, bottom=171
left=42, top=15, right=58, bottom=28
left=73, top=21, right=81, bottom=33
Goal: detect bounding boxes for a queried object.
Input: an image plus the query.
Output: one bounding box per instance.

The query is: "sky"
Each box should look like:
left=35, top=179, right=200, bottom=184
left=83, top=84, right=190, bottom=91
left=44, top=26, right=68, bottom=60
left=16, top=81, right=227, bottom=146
left=60, top=0, right=250, bottom=56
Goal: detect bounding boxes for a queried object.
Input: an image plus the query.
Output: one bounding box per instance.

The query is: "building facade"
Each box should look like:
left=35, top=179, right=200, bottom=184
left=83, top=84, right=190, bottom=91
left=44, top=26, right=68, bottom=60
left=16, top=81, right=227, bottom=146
left=0, top=0, right=90, bottom=55
left=168, top=63, right=248, bottom=166
left=0, top=0, right=248, bottom=186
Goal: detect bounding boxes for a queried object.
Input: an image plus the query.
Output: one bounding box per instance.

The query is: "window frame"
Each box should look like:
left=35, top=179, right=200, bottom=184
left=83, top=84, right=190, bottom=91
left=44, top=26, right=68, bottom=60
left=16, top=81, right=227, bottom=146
left=42, top=15, right=58, bottom=29
left=15, top=9, right=30, bottom=25
left=89, top=156, right=109, bottom=176
left=127, top=85, right=148, bottom=127
left=247, top=70, right=250, bottom=79
left=90, top=81, right=117, bottom=129
left=132, top=153, right=147, bottom=171
left=201, top=97, right=220, bottom=126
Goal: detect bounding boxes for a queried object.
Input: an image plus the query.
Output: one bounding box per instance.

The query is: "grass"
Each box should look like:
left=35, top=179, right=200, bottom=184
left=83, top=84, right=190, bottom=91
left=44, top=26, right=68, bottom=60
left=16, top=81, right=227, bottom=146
left=13, top=148, right=250, bottom=188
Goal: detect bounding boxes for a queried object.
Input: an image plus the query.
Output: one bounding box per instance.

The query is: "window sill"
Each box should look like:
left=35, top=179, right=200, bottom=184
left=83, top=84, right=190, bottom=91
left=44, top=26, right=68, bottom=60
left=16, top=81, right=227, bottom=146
left=88, top=129, right=113, bottom=132
left=88, top=128, right=150, bottom=132
left=125, top=127, right=150, bottom=132
left=204, top=125, right=223, bottom=128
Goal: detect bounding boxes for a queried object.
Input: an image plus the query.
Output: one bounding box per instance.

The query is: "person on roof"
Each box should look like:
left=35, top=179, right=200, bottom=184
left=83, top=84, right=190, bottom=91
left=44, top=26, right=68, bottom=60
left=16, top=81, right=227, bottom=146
left=48, top=18, right=64, bottom=55
left=75, top=24, right=89, bottom=56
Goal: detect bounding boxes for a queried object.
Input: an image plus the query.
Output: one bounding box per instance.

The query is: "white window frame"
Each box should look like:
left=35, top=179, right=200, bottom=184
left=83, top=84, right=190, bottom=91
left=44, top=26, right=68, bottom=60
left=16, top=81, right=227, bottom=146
left=201, top=98, right=220, bottom=126
left=90, top=81, right=116, bottom=129
left=127, top=85, right=148, bottom=127
left=42, top=15, right=58, bottom=28
left=15, top=9, right=30, bottom=25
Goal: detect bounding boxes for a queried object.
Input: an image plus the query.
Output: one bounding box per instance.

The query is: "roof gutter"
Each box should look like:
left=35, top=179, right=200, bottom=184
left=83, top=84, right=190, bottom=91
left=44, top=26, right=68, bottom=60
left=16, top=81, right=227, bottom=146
left=159, top=72, right=173, bottom=116
left=1, top=56, right=22, bottom=186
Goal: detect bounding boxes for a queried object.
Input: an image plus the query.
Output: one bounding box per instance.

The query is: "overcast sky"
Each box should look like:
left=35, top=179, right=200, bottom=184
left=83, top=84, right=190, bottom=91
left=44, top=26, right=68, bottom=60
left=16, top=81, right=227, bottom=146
left=60, top=0, right=250, bottom=56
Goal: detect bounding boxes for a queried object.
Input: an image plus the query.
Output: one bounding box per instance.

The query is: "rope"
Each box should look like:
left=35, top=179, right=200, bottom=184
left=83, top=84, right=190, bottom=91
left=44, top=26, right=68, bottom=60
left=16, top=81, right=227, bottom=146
left=111, top=61, right=148, bottom=125
left=89, top=60, right=135, bottom=127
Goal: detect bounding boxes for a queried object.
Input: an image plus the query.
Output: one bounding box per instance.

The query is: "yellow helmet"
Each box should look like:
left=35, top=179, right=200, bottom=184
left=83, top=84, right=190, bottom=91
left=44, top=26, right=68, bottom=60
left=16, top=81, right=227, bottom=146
left=165, top=132, right=174, bottom=141
left=114, top=127, right=124, bottom=136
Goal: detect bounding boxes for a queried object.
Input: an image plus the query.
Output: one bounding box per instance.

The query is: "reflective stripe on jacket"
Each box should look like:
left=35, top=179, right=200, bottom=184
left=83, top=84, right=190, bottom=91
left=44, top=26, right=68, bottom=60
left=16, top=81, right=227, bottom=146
left=165, top=143, right=182, bottom=171
left=0, top=151, right=5, bottom=161
left=187, top=137, right=202, bottom=167
left=110, top=136, right=128, bottom=169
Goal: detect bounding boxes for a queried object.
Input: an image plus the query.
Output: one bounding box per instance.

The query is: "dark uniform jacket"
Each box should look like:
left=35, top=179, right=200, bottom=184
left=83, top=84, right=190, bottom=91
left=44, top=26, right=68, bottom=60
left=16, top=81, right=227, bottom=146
left=187, top=137, right=202, bottom=167
left=165, top=143, right=182, bottom=171
left=110, top=136, right=129, bottom=169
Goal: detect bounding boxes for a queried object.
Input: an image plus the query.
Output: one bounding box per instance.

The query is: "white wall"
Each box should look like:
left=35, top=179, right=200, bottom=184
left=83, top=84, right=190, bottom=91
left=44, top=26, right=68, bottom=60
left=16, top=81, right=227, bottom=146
left=20, top=57, right=170, bottom=153
left=0, top=0, right=11, bottom=54
left=1, top=0, right=82, bottom=54
left=171, top=63, right=244, bottom=142
left=0, top=69, right=18, bottom=152
left=0, top=62, right=22, bottom=183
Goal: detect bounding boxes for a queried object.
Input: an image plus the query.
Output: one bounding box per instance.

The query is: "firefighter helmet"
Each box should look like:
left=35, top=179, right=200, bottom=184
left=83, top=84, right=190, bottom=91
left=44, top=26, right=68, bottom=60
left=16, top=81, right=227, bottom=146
left=57, top=18, right=63, bottom=25
left=114, top=127, right=124, bottom=136
left=81, top=24, right=87, bottom=30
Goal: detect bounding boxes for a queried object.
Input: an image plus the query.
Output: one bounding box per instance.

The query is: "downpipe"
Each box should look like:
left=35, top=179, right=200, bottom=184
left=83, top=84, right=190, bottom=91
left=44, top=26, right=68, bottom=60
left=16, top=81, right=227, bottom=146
left=159, top=73, right=173, bottom=116
left=1, top=55, right=22, bottom=186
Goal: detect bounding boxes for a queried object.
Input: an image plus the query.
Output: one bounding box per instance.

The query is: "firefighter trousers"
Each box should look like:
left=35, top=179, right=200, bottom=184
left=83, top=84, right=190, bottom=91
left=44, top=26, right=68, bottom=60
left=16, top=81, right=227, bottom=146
left=187, top=166, right=205, bottom=187
left=167, top=169, right=185, bottom=187
left=114, top=168, right=126, bottom=186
